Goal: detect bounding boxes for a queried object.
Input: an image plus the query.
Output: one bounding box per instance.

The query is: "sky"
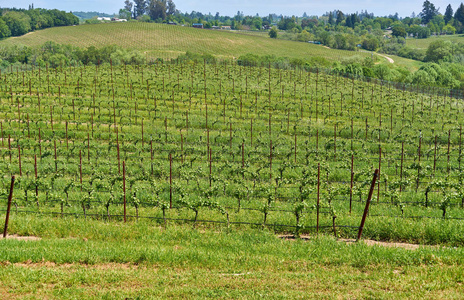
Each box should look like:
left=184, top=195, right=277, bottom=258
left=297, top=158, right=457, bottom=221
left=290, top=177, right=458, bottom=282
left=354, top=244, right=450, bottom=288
left=0, top=0, right=462, bottom=17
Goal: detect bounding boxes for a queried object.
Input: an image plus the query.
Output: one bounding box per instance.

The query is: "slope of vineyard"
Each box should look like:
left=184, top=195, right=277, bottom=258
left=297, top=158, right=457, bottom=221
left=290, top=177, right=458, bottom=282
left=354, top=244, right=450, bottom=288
left=1, top=61, right=464, bottom=245
left=2, top=22, right=376, bottom=62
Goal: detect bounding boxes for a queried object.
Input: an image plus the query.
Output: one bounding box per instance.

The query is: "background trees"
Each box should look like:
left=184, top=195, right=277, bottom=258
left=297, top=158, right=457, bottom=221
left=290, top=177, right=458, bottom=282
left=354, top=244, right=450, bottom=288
left=420, top=0, right=439, bottom=24
left=0, top=8, right=77, bottom=39
left=133, top=0, right=147, bottom=19
left=148, top=1, right=166, bottom=21
left=2, top=11, right=31, bottom=36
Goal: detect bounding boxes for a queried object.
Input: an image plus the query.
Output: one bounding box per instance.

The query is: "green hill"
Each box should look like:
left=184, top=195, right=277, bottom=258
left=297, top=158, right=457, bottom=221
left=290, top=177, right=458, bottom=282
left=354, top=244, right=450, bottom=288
left=2, top=22, right=376, bottom=62
left=406, top=34, right=464, bottom=50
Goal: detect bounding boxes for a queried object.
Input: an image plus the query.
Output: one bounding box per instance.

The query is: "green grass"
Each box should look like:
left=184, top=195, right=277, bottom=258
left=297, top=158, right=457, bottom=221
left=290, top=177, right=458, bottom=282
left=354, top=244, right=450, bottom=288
left=1, top=22, right=372, bottom=62
left=383, top=53, right=423, bottom=71
left=1, top=215, right=464, bottom=299
left=406, top=34, right=464, bottom=50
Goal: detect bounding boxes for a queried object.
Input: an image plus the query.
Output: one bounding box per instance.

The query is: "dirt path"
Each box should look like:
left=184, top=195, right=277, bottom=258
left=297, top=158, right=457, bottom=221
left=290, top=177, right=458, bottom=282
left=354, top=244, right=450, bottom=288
left=375, top=53, right=395, bottom=64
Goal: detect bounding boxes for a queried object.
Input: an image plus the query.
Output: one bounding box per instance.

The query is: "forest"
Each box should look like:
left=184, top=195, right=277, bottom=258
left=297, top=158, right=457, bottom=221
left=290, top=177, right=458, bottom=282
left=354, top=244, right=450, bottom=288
left=0, top=7, right=78, bottom=38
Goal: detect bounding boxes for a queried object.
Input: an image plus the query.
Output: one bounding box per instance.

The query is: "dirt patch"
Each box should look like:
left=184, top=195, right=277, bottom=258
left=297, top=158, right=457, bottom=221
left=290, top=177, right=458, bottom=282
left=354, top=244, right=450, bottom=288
left=341, top=238, right=425, bottom=250
left=219, top=272, right=252, bottom=276
left=1, top=235, right=41, bottom=241
left=12, top=261, right=140, bottom=270
left=279, top=234, right=311, bottom=241
left=279, top=235, right=430, bottom=250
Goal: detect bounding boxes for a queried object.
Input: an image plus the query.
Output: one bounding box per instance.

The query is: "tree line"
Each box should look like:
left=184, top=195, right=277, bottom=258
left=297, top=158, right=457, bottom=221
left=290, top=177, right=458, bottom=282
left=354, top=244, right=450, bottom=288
left=0, top=7, right=78, bottom=38
left=119, top=0, right=177, bottom=22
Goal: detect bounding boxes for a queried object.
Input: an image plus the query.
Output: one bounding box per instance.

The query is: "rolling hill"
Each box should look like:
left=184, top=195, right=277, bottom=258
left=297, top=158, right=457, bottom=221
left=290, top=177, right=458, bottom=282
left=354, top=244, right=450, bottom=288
left=2, top=22, right=378, bottom=63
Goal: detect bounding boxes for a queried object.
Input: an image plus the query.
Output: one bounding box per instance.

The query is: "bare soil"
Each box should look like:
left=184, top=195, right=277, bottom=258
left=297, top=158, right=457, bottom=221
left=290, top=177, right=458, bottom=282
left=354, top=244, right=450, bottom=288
left=279, top=235, right=431, bottom=250
left=1, top=234, right=41, bottom=241
left=340, top=238, right=424, bottom=250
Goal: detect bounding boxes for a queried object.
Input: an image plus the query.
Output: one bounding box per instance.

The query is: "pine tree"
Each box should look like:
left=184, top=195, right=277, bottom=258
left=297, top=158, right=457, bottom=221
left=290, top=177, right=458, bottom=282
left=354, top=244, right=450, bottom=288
left=455, top=3, right=464, bottom=25
left=328, top=12, right=334, bottom=25
left=444, top=4, right=453, bottom=24
left=335, top=10, right=344, bottom=25
left=420, top=0, right=439, bottom=24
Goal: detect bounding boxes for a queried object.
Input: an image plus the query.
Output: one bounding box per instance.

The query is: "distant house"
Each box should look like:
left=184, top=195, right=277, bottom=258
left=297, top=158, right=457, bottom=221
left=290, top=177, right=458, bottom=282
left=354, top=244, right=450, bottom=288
left=167, top=21, right=177, bottom=25
left=97, top=17, right=111, bottom=21
left=111, top=18, right=127, bottom=22
left=192, top=23, right=204, bottom=29
left=221, top=26, right=231, bottom=30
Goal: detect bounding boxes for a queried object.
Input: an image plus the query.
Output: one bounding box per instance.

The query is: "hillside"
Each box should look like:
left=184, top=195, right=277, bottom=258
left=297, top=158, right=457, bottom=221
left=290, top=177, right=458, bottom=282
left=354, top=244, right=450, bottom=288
left=2, top=22, right=378, bottom=62
left=406, top=34, right=464, bottom=50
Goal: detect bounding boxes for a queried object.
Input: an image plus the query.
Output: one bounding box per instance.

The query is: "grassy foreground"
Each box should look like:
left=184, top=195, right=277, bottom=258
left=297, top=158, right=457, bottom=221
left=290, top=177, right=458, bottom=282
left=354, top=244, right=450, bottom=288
left=0, top=215, right=464, bottom=299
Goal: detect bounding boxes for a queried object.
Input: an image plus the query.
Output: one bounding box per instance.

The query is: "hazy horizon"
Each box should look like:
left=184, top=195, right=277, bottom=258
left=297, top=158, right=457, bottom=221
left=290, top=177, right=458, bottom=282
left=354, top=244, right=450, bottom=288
left=0, top=0, right=462, bottom=18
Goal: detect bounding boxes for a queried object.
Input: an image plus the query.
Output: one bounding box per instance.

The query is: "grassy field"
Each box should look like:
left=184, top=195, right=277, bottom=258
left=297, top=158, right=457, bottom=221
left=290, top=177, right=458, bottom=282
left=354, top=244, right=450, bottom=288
left=406, top=34, right=464, bottom=50
left=1, top=22, right=373, bottom=62
left=1, top=215, right=464, bottom=299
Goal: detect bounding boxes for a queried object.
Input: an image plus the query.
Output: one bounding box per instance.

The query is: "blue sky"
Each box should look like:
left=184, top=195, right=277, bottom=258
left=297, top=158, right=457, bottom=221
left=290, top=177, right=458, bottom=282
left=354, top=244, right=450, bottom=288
left=0, top=0, right=462, bottom=17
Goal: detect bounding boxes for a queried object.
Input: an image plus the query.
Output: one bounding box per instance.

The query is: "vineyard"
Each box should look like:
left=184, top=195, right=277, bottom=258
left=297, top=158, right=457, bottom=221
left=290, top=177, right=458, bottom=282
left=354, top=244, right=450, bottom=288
left=0, top=22, right=374, bottom=62
left=2, top=60, right=464, bottom=245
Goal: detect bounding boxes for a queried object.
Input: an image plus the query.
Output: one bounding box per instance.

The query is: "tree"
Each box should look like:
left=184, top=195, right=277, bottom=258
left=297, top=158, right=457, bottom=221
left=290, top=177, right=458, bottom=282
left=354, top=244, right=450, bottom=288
left=124, top=0, right=134, bottom=13
left=0, top=18, right=11, bottom=38
left=269, top=26, right=278, bottom=38
left=444, top=4, right=453, bottom=24
left=333, top=34, right=347, bottom=49
left=133, top=0, right=147, bottom=18
left=148, top=0, right=167, bottom=21
left=328, top=12, right=334, bottom=25
left=277, top=16, right=296, bottom=31
left=346, top=15, right=352, bottom=28
left=296, top=30, right=311, bottom=42
left=3, top=11, right=31, bottom=36
left=167, top=0, right=176, bottom=16
left=317, top=29, right=332, bottom=45
left=252, top=17, right=263, bottom=30
left=420, top=0, right=439, bottom=24
left=443, top=24, right=456, bottom=34
left=425, top=40, right=453, bottom=62
left=362, top=37, right=379, bottom=51
left=119, top=9, right=132, bottom=20
left=455, top=3, right=464, bottom=25
left=417, top=26, right=431, bottom=38
left=392, top=25, right=407, bottom=38
left=336, top=10, right=344, bottom=25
